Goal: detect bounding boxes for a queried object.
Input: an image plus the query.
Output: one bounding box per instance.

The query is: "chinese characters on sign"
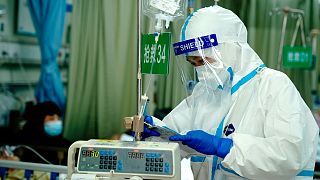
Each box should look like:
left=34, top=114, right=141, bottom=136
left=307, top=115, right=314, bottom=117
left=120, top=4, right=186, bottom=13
left=143, top=44, right=167, bottom=64
left=283, top=46, right=312, bottom=69
left=141, top=32, right=171, bottom=75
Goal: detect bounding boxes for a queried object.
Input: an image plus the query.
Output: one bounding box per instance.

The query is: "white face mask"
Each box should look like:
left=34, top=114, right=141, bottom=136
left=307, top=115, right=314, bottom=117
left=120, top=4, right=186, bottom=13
left=195, top=65, right=230, bottom=90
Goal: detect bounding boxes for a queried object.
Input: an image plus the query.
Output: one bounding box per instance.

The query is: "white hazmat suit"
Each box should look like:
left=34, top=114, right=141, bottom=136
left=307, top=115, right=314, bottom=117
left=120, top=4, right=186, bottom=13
left=160, top=5, right=319, bottom=180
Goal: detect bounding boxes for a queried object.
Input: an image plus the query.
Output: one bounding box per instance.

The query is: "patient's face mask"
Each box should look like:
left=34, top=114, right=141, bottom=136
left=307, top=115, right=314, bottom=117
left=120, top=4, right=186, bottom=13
left=44, top=120, right=63, bottom=136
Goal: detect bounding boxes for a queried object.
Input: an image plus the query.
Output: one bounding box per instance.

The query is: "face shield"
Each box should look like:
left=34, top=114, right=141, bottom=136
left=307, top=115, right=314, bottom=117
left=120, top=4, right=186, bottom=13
left=167, top=33, right=234, bottom=128
left=173, top=34, right=233, bottom=97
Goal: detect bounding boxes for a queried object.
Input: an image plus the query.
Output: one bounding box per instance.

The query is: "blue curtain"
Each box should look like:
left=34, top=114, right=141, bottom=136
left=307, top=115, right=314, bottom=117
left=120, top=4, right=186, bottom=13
left=28, top=0, right=66, bottom=112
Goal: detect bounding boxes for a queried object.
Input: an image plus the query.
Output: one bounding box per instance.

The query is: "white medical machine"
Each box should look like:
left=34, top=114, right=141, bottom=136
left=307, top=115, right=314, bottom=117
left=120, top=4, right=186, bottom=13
left=66, top=140, right=181, bottom=180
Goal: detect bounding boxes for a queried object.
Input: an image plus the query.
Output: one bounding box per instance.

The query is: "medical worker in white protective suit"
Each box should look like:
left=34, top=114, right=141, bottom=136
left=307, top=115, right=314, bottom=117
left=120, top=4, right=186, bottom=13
left=143, top=5, right=319, bottom=180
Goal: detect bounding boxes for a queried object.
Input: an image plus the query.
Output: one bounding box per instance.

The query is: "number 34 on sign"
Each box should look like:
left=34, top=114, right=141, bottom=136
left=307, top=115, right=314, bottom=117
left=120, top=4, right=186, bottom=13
left=141, top=33, right=171, bottom=75
left=143, top=44, right=166, bottom=64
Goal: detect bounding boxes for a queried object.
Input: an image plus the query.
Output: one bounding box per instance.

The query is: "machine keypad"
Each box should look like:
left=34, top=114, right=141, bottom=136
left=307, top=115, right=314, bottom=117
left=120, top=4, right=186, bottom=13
left=99, top=156, right=117, bottom=170
left=98, top=155, right=168, bottom=173
left=145, top=157, right=164, bottom=173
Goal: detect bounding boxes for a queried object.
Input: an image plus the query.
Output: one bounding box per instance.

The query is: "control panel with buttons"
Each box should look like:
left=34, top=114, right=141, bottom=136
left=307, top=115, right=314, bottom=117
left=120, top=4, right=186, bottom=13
left=76, top=140, right=180, bottom=179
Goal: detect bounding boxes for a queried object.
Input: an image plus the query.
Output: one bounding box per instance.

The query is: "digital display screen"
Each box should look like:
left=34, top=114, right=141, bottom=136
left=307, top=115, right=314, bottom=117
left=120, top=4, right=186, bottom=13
left=82, top=150, right=100, bottom=157
left=128, top=152, right=144, bottom=159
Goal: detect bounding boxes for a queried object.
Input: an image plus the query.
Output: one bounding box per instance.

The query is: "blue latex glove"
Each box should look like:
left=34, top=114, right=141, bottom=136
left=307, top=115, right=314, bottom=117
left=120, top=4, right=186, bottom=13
left=169, top=130, right=233, bottom=158
left=143, top=116, right=160, bottom=137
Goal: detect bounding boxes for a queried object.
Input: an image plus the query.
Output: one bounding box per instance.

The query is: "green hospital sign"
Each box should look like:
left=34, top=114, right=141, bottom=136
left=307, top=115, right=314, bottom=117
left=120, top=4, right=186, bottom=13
left=141, top=32, right=171, bottom=75
left=283, top=46, right=312, bottom=69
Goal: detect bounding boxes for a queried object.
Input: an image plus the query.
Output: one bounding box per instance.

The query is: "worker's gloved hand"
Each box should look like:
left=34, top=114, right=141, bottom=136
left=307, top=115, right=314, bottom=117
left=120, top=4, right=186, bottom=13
left=169, top=130, right=233, bottom=158
left=143, top=116, right=160, bottom=138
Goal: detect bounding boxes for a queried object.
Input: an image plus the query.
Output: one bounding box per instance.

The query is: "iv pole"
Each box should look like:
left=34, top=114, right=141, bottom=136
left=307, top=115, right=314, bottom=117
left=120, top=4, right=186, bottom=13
left=133, top=0, right=144, bottom=141
left=311, top=29, right=320, bottom=109
left=137, top=0, right=142, bottom=116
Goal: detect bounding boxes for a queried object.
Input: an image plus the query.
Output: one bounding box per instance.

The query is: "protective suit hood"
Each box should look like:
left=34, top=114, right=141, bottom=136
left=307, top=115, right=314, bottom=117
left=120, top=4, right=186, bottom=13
left=182, top=5, right=263, bottom=86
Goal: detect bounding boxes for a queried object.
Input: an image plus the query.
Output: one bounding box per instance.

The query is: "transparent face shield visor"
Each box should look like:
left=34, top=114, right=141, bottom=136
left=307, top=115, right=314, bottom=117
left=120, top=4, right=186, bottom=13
left=173, top=34, right=233, bottom=97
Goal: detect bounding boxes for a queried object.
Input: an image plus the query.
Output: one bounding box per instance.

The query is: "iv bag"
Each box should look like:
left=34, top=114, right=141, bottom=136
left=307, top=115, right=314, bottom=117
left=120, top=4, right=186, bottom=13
left=143, top=0, right=187, bottom=31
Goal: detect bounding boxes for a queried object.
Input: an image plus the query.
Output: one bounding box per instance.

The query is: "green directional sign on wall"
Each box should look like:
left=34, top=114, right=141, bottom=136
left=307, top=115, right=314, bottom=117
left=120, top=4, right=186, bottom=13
left=141, top=32, right=171, bottom=75
left=283, top=46, right=313, bottom=69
